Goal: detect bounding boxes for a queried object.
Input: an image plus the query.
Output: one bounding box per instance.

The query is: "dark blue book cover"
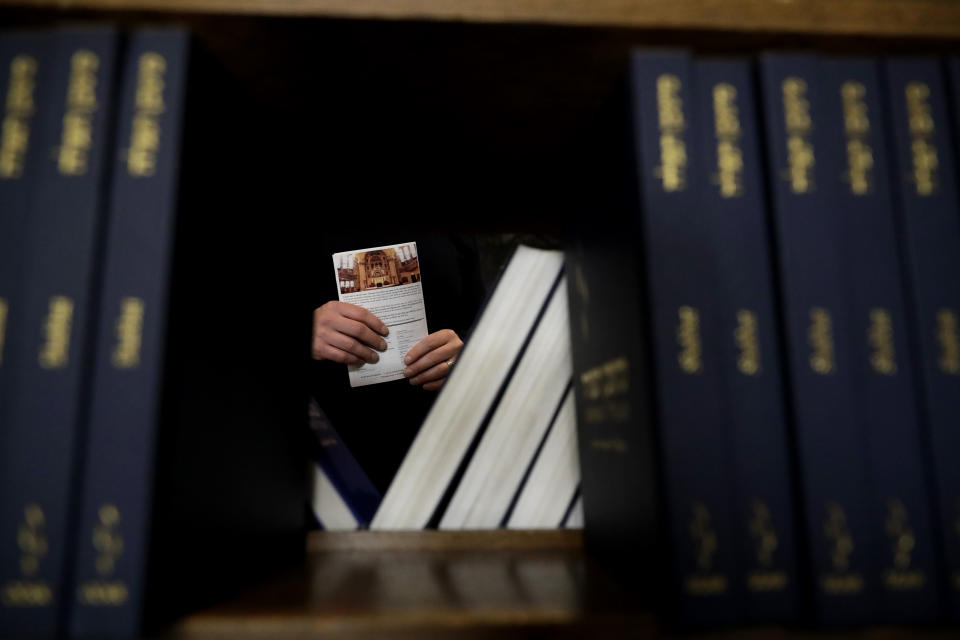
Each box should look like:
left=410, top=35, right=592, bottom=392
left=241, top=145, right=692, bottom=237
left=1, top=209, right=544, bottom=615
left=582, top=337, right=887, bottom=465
left=67, top=30, right=190, bottom=638
left=692, top=58, right=799, bottom=622
left=630, top=50, right=740, bottom=624
left=0, top=28, right=119, bottom=637
left=759, top=53, right=878, bottom=624
left=0, top=33, right=53, bottom=381
left=884, top=57, right=960, bottom=617
left=821, top=57, right=939, bottom=622
left=309, top=398, right=381, bottom=527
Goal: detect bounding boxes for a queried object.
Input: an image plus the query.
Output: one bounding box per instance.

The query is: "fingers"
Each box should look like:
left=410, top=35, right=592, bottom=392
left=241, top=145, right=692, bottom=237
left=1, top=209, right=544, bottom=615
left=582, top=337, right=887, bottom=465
left=319, top=326, right=380, bottom=364
left=403, top=330, right=450, bottom=367
left=331, top=315, right=388, bottom=351
left=336, top=302, right=389, bottom=336
left=312, top=342, right=364, bottom=366
left=423, top=379, right=446, bottom=392
left=404, top=334, right=462, bottom=379
left=408, top=360, right=453, bottom=386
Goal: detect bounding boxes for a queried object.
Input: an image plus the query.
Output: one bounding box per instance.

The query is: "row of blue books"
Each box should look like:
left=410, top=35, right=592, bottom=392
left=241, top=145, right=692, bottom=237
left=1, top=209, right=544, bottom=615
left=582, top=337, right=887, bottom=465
left=0, top=27, right=307, bottom=638
left=568, top=51, right=960, bottom=625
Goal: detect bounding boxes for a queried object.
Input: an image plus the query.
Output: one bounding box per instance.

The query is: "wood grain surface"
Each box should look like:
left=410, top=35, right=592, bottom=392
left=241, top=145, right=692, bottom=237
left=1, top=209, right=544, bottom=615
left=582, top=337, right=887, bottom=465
left=2, top=0, right=960, bottom=37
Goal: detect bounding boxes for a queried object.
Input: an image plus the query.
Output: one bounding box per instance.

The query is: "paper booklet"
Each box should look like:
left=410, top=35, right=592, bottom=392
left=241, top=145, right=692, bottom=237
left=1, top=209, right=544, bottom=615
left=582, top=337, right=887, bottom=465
left=332, top=242, right=428, bottom=387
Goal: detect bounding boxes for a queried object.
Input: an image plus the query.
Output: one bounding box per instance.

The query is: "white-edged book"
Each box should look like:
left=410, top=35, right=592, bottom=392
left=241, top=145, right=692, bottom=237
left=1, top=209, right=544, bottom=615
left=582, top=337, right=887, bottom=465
left=440, top=280, right=572, bottom=529
left=370, top=245, right=565, bottom=530
left=506, top=387, right=580, bottom=529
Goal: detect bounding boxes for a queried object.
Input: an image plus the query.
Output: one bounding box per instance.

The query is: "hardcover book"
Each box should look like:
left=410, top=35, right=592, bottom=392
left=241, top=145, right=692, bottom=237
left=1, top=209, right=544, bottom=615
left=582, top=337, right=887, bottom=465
left=629, top=50, right=740, bottom=623
left=885, top=56, right=960, bottom=616
left=822, top=56, right=939, bottom=622
left=0, top=28, right=119, bottom=637
left=692, top=57, right=799, bottom=621
left=759, top=53, right=877, bottom=623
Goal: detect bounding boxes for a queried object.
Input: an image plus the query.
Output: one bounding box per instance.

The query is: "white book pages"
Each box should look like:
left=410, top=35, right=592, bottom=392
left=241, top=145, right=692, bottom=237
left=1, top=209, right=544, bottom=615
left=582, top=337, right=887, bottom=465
left=311, top=464, right=359, bottom=531
left=440, top=281, right=572, bottom=529
left=506, top=388, right=579, bottom=529
left=371, top=246, right=564, bottom=529
left=564, top=495, right=584, bottom=529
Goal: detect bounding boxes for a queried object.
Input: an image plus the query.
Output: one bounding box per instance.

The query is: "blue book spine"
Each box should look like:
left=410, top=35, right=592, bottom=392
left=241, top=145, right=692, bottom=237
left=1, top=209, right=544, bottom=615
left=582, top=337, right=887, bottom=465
left=759, top=54, right=877, bottom=623
left=630, top=51, right=741, bottom=623
left=0, top=33, right=53, bottom=380
left=309, top=400, right=381, bottom=527
left=884, top=57, right=960, bottom=616
left=67, top=30, right=190, bottom=638
left=0, top=29, right=118, bottom=637
left=693, top=58, right=799, bottom=622
left=822, top=57, right=940, bottom=622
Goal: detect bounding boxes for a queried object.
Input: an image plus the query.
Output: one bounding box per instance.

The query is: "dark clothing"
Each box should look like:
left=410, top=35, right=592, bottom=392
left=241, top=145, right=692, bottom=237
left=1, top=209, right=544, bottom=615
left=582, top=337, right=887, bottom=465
left=311, top=233, right=485, bottom=492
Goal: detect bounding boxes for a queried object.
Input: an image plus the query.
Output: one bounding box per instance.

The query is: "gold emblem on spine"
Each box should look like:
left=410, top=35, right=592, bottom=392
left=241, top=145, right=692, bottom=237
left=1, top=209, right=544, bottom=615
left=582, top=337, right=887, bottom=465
left=112, top=297, right=144, bottom=369
left=712, top=82, right=744, bottom=198
left=0, top=297, right=8, bottom=365
left=808, top=307, right=835, bottom=375
left=735, top=309, right=761, bottom=375
left=936, top=309, right=960, bottom=375
left=78, top=504, right=129, bottom=606
left=1, top=504, right=53, bottom=607
left=581, top=356, right=631, bottom=429
left=685, top=502, right=728, bottom=595
left=868, top=308, right=897, bottom=375
left=821, top=502, right=864, bottom=594
left=747, top=500, right=788, bottom=592
left=882, top=499, right=925, bottom=590
left=840, top=81, right=874, bottom=195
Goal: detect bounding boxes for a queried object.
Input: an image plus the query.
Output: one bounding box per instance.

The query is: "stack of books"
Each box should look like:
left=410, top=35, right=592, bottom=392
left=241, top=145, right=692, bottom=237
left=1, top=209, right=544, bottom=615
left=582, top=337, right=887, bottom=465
left=568, top=50, right=960, bottom=625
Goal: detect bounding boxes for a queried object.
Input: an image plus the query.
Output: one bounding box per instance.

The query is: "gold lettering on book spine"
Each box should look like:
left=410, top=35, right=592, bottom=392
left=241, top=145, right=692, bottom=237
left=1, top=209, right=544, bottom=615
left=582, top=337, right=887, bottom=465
left=655, top=74, right=686, bottom=192
left=58, top=50, right=99, bottom=176
left=712, top=83, right=743, bottom=198
left=747, top=500, right=788, bottom=592
left=77, top=504, right=128, bottom=606
left=111, top=297, right=144, bottom=369
left=841, top=81, right=874, bottom=195
left=581, top=356, right=631, bottom=432
left=782, top=77, right=814, bottom=194
left=735, top=309, right=761, bottom=375
left=677, top=306, right=702, bottom=374
left=905, top=82, right=938, bottom=196
left=126, top=53, right=166, bottom=177
left=868, top=308, right=897, bottom=375
left=936, top=309, right=960, bottom=375
left=1, top=504, right=52, bottom=607
left=0, top=55, right=37, bottom=179
left=808, top=307, right=835, bottom=374
left=685, top=502, right=728, bottom=595
left=39, top=296, right=73, bottom=369
left=883, top=499, right=925, bottom=590
left=821, top=501, right=864, bottom=594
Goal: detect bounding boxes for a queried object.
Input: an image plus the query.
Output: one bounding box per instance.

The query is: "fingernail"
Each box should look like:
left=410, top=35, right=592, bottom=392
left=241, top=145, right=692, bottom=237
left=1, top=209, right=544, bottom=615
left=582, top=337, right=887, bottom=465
left=403, top=367, right=412, bottom=377
left=371, top=353, right=379, bottom=363
left=379, top=340, right=388, bottom=351
left=380, top=325, right=389, bottom=335
left=409, top=376, right=419, bottom=385
left=404, top=354, right=412, bottom=365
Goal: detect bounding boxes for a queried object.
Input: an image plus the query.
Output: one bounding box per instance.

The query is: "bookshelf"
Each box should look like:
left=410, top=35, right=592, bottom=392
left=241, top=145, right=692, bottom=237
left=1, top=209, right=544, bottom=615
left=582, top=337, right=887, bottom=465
left=2, top=1, right=959, bottom=637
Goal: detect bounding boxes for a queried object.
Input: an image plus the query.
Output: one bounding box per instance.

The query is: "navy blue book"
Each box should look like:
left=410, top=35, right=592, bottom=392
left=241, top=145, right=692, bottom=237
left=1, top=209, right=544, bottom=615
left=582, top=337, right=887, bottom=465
left=0, top=28, right=119, bottom=637
left=692, top=58, right=799, bottom=622
left=821, top=57, right=939, bottom=622
left=67, top=30, right=307, bottom=637
left=629, top=51, right=740, bottom=624
left=0, top=33, right=53, bottom=379
left=308, top=398, right=381, bottom=529
left=884, top=57, right=960, bottom=617
left=759, top=53, right=878, bottom=624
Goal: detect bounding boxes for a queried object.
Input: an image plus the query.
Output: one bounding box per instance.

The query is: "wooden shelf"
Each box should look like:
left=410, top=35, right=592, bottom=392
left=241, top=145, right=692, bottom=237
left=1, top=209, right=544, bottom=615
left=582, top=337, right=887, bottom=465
left=2, top=0, right=960, bottom=38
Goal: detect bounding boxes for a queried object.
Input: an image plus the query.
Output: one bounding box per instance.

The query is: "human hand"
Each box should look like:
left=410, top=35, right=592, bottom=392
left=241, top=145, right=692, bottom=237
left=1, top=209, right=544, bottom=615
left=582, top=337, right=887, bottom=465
left=312, top=301, right=389, bottom=365
left=403, top=329, right=464, bottom=391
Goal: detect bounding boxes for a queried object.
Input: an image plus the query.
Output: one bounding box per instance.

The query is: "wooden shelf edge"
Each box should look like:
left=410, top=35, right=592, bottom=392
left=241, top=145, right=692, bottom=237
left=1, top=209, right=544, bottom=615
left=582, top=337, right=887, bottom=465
left=306, top=529, right=584, bottom=552
left=3, top=0, right=960, bottom=39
